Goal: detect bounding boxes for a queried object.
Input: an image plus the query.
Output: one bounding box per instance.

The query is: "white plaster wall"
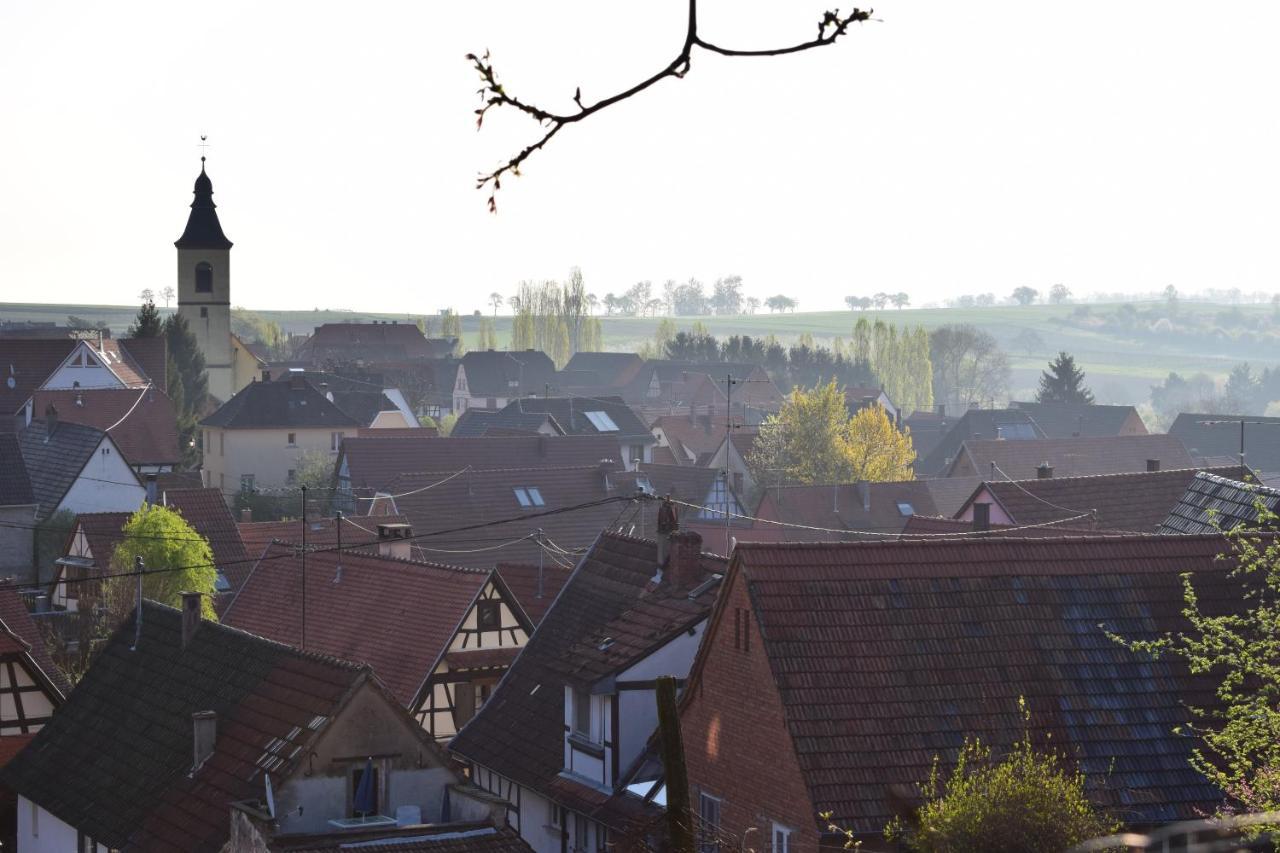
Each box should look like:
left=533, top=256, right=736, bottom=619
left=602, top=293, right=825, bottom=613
left=514, top=786, right=564, bottom=853
left=57, top=438, right=145, bottom=517
left=202, top=427, right=339, bottom=494
left=381, top=389, right=419, bottom=427
left=615, top=620, right=706, bottom=774
left=955, top=488, right=1015, bottom=525
left=16, top=798, right=101, bottom=852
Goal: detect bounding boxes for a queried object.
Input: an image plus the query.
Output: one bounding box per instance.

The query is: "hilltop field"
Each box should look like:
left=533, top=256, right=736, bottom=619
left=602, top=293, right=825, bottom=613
left=3, top=299, right=1276, bottom=405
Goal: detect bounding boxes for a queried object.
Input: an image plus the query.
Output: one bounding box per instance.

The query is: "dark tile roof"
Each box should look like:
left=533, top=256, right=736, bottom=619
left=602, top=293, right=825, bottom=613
left=638, top=463, right=723, bottom=505
left=1009, top=401, right=1148, bottom=438
left=495, top=562, right=572, bottom=625
left=458, top=350, right=557, bottom=397
left=561, top=353, right=645, bottom=388
left=709, top=535, right=1244, bottom=833
left=499, top=397, right=652, bottom=440
left=383, top=465, right=650, bottom=569
left=200, top=377, right=362, bottom=429
left=650, top=414, right=728, bottom=462
left=962, top=466, right=1249, bottom=532
left=0, top=433, right=35, bottom=506
left=174, top=164, right=233, bottom=249
left=32, top=387, right=181, bottom=468
left=297, top=323, right=451, bottom=363
left=118, top=336, right=168, bottom=392
left=451, top=409, right=561, bottom=438
left=223, top=543, right=493, bottom=707
left=162, top=488, right=252, bottom=596
left=1169, top=413, right=1280, bottom=473
left=157, top=470, right=205, bottom=492
left=914, top=409, right=1046, bottom=477
left=0, top=339, right=77, bottom=416
left=1158, top=471, right=1280, bottom=534
left=271, top=823, right=534, bottom=853
left=339, top=434, right=625, bottom=496
left=0, top=586, right=71, bottom=698
left=947, top=434, right=1196, bottom=480
left=20, top=419, right=133, bottom=521
left=451, top=533, right=725, bottom=828
left=0, top=601, right=371, bottom=852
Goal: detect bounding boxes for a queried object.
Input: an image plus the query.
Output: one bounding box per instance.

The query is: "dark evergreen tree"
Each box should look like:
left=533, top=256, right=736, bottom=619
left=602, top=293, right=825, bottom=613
left=164, top=314, right=208, bottom=468
left=1036, top=351, right=1095, bottom=404
left=127, top=300, right=164, bottom=338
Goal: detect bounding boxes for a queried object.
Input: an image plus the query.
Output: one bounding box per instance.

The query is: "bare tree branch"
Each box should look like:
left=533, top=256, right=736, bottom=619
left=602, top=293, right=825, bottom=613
left=469, top=0, right=874, bottom=211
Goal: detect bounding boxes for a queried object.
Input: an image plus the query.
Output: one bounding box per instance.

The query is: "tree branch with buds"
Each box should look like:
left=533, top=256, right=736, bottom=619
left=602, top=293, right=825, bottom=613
left=468, top=1, right=873, bottom=211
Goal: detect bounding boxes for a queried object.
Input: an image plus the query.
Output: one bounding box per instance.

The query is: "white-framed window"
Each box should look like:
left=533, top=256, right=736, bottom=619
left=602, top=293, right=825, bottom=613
left=572, top=686, right=593, bottom=740
left=548, top=801, right=562, bottom=829
left=698, top=792, right=721, bottom=853
left=772, top=822, right=793, bottom=853
left=700, top=476, right=736, bottom=520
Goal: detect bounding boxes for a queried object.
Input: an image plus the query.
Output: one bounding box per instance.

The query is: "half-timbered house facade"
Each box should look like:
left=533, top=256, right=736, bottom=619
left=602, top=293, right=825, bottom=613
left=222, top=539, right=534, bottom=741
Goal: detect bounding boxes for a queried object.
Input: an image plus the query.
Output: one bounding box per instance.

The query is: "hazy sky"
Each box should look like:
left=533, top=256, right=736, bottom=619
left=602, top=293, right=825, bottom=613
left=2, top=1, right=1278, bottom=313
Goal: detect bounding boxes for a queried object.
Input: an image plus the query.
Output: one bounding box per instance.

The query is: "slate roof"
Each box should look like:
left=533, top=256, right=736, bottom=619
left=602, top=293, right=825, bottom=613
left=0, top=601, right=373, bottom=852
left=1169, top=413, right=1280, bottom=473
left=451, top=409, right=562, bottom=438
left=0, top=339, right=77, bottom=415
left=707, top=535, right=1243, bottom=834
left=458, top=350, right=557, bottom=398
left=19, top=419, right=136, bottom=521
left=223, top=543, right=496, bottom=707
left=946, top=434, right=1196, bottom=480
left=1009, top=401, right=1148, bottom=439
left=271, top=823, right=534, bottom=853
left=0, top=433, right=35, bottom=506
left=32, top=387, right=181, bottom=468
left=959, top=466, right=1249, bottom=532
left=914, top=408, right=1046, bottom=477
left=1158, top=471, right=1280, bottom=535
left=0, top=586, right=71, bottom=698
left=499, top=397, right=652, bottom=441
left=174, top=163, right=233, bottom=249
left=451, top=533, right=725, bottom=829
left=338, top=434, right=625, bottom=496
left=162, top=488, right=252, bottom=596
left=384, top=466, right=650, bottom=569
left=495, top=562, right=572, bottom=625
left=200, top=378, right=361, bottom=429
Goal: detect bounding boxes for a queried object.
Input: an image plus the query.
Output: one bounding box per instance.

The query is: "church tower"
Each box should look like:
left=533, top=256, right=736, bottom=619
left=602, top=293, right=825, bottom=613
left=175, top=157, right=235, bottom=403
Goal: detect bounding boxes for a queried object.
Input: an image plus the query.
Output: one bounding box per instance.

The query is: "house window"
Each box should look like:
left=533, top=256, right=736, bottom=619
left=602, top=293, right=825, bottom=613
left=477, top=599, right=500, bottom=630
left=573, top=687, right=593, bottom=739
left=574, top=814, right=589, bottom=853
left=700, top=476, right=733, bottom=520
left=287, top=432, right=297, bottom=447
left=698, top=793, right=721, bottom=853
left=200, top=306, right=208, bottom=318
left=331, top=431, right=345, bottom=452
left=772, top=823, right=793, bottom=853
left=549, top=802, right=562, bottom=829
left=287, top=469, right=297, bottom=485
left=240, top=474, right=255, bottom=493
left=629, top=444, right=644, bottom=463
left=350, top=765, right=380, bottom=817
left=195, top=261, right=214, bottom=293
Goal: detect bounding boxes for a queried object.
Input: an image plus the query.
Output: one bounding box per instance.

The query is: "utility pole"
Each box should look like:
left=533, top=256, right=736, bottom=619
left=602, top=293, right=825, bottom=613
left=1197, top=418, right=1280, bottom=472
left=301, top=485, right=307, bottom=650
left=656, top=676, right=694, bottom=853
left=131, top=555, right=144, bottom=651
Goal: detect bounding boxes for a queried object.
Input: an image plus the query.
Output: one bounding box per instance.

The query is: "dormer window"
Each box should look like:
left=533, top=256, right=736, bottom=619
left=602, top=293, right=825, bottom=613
left=572, top=687, right=594, bottom=741
left=195, top=262, right=214, bottom=293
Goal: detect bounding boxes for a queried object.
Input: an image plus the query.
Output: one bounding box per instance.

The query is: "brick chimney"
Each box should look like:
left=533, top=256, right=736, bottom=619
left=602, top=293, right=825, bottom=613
left=972, top=502, right=991, bottom=532
left=667, top=530, right=703, bottom=590
left=240, top=508, right=253, bottom=523
left=192, top=710, right=217, bottom=769
left=181, top=591, right=203, bottom=650
left=377, top=523, right=413, bottom=559
left=1146, top=458, right=1160, bottom=472
left=1037, top=462, right=1054, bottom=479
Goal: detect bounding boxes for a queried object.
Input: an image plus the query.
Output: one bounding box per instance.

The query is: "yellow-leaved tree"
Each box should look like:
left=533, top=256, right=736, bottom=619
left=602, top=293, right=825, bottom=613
left=108, top=504, right=219, bottom=620
left=747, top=380, right=915, bottom=494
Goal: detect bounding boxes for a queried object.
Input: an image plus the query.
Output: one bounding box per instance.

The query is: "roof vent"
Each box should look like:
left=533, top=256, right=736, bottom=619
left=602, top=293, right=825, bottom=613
left=1037, top=462, right=1054, bottom=479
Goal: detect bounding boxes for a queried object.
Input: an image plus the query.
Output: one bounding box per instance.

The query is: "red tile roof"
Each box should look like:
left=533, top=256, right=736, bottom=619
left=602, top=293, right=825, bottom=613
left=752, top=479, right=981, bottom=539
left=0, top=339, right=77, bottom=415
left=223, top=543, right=494, bottom=707
left=694, top=535, right=1244, bottom=833
left=959, top=465, right=1249, bottom=532
left=338, top=434, right=626, bottom=497
left=947, top=434, right=1196, bottom=479
left=0, top=587, right=70, bottom=698
left=32, top=387, right=180, bottom=468
left=236, top=513, right=413, bottom=561
left=162, top=488, right=251, bottom=595
left=452, top=533, right=725, bottom=831
left=495, top=562, right=572, bottom=625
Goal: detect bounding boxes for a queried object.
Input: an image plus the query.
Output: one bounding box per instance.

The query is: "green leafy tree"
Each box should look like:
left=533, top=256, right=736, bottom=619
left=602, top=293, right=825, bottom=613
left=884, top=699, right=1119, bottom=852
left=1012, top=286, right=1039, bottom=306
left=108, top=504, right=218, bottom=619
left=35, top=509, right=77, bottom=586
left=128, top=300, right=164, bottom=338
left=1113, top=503, right=1280, bottom=816
left=1035, top=351, right=1095, bottom=404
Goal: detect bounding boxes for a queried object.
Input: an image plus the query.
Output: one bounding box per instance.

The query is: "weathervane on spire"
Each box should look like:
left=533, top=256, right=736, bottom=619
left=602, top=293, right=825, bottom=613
left=198, top=134, right=209, bottom=167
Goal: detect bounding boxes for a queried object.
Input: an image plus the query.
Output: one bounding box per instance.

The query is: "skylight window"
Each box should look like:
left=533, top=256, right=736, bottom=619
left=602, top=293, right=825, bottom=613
left=514, top=487, right=546, bottom=507
left=584, top=410, right=619, bottom=432
left=897, top=502, right=914, bottom=517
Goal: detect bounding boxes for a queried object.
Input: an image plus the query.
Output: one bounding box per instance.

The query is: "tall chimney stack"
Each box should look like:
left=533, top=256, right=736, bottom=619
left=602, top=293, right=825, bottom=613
left=377, top=523, right=413, bottom=560
left=181, top=592, right=203, bottom=649
left=667, top=530, right=703, bottom=590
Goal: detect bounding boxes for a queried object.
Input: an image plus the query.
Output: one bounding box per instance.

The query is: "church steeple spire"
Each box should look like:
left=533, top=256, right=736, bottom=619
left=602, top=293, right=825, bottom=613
left=174, top=157, right=233, bottom=250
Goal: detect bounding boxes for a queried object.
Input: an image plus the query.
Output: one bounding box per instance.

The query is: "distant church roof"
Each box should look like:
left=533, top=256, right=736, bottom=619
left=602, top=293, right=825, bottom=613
left=174, top=158, right=233, bottom=250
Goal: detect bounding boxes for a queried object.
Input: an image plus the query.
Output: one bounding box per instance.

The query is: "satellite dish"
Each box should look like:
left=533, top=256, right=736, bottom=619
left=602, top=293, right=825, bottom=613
left=265, top=773, right=276, bottom=818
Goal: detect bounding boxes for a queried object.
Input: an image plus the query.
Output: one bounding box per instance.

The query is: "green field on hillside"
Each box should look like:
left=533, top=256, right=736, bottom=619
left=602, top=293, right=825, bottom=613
left=3, top=299, right=1275, bottom=405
